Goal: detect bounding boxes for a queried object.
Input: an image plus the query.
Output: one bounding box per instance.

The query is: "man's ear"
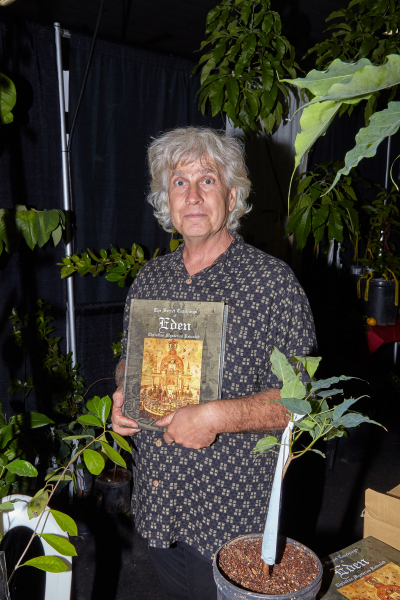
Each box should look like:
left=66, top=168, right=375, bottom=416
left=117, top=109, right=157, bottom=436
left=228, top=188, right=237, bottom=212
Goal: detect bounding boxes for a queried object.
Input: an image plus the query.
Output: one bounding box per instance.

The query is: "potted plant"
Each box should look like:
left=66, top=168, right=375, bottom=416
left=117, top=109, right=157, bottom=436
left=212, top=347, right=383, bottom=599
left=0, top=395, right=128, bottom=594
left=357, top=185, right=400, bottom=325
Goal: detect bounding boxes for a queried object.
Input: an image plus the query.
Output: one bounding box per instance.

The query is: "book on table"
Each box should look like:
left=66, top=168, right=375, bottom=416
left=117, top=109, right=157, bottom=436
left=123, top=299, right=228, bottom=431
left=318, top=535, right=400, bottom=599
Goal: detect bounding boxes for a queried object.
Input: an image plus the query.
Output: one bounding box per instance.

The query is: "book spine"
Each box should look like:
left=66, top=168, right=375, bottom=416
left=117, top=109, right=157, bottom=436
left=218, top=304, right=228, bottom=399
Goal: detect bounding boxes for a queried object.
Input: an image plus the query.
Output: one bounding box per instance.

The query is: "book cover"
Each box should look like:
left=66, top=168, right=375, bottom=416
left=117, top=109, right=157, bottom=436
left=123, top=299, right=228, bottom=431
left=318, top=536, right=400, bottom=599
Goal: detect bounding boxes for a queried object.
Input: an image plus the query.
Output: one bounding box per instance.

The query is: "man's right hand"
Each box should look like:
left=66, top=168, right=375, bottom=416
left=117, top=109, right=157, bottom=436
left=111, top=386, right=141, bottom=436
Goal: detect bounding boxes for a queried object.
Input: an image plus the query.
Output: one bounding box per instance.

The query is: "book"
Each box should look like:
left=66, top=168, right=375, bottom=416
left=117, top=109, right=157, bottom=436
left=318, top=536, right=400, bottom=599
left=123, top=299, right=228, bottom=431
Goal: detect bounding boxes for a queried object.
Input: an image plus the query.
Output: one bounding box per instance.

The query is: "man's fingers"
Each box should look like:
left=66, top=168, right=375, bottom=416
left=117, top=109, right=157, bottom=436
left=163, top=430, right=175, bottom=445
left=156, top=411, right=176, bottom=427
left=113, top=387, right=124, bottom=408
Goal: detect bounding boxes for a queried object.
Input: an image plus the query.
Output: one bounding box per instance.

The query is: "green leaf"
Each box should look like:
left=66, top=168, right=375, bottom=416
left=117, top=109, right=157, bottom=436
left=86, top=396, right=112, bottom=425
left=34, top=212, right=51, bottom=248
left=201, top=57, right=216, bottom=86
left=105, top=273, right=123, bottom=282
left=14, top=412, right=54, bottom=429
left=253, top=435, right=278, bottom=455
left=15, top=210, right=37, bottom=250
left=61, top=435, right=93, bottom=441
left=21, top=556, right=68, bottom=573
left=269, top=347, right=296, bottom=384
left=335, top=413, right=381, bottom=429
left=294, top=206, right=312, bottom=250
left=303, top=357, right=322, bottom=379
left=110, top=431, right=131, bottom=453
left=27, top=490, right=49, bottom=519
left=0, top=73, right=16, bottom=124
left=49, top=509, right=78, bottom=536
left=40, top=534, right=77, bottom=556
left=279, top=398, right=311, bottom=416
left=326, top=102, right=400, bottom=193
left=281, top=375, right=306, bottom=400
left=83, top=449, right=105, bottom=475
left=101, top=443, right=127, bottom=468
left=77, top=414, right=103, bottom=428
left=282, top=58, right=371, bottom=97
left=0, top=502, right=15, bottom=511
left=312, top=204, right=329, bottom=231
left=209, top=78, right=226, bottom=117
left=0, top=424, right=16, bottom=450
left=261, top=60, right=274, bottom=92
left=6, top=460, right=37, bottom=477
left=309, top=448, right=326, bottom=458
left=327, top=206, right=343, bottom=242
left=286, top=207, right=307, bottom=236
left=317, top=388, right=343, bottom=398
left=52, top=224, right=63, bottom=246
left=324, top=427, right=345, bottom=440
left=332, top=397, right=362, bottom=421
left=311, top=375, right=355, bottom=393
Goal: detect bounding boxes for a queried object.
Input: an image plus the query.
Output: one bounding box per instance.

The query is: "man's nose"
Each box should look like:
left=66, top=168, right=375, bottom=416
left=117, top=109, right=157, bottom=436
left=185, top=181, right=203, bottom=204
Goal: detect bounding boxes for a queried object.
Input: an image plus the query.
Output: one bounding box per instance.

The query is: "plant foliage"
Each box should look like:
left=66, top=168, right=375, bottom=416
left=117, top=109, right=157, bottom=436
left=195, top=0, right=298, bottom=135
left=0, top=207, right=65, bottom=255
left=0, top=73, right=16, bottom=125
left=253, top=347, right=383, bottom=474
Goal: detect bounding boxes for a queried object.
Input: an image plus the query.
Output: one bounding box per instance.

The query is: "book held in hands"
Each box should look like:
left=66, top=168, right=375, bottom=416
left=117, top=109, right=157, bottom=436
left=123, top=299, right=228, bottom=431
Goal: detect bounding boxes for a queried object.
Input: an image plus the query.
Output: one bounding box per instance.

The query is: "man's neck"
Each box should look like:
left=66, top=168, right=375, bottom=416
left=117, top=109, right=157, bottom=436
left=182, top=229, right=233, bottom=276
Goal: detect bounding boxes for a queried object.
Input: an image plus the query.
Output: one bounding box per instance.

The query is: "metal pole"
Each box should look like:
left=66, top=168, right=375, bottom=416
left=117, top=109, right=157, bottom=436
left=54, top=22, right=77, bottom=367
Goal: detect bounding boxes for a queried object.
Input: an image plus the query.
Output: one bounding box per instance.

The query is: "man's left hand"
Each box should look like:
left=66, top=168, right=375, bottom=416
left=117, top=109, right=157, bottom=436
left=155, top=403, right=218, bottom=449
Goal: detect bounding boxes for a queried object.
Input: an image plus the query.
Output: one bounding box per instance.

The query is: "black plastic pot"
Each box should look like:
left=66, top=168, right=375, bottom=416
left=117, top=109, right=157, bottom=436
left=94, top=467, right=132, bottom=514
left=0, top=552, right=10, bottom=600
left=213, top=534, right=323, bottom=600
left=360, top=277, right=398, bottom=325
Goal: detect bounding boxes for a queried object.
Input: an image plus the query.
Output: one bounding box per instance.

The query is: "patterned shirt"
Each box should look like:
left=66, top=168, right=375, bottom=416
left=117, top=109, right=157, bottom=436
left=120, top=233, right=316, bottom=559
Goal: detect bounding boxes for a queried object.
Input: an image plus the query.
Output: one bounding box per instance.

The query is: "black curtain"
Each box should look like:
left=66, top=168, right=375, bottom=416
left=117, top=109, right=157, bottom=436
left=69, top=33, right=222, bottom=305
left=0, top=17, right=65, bottom=417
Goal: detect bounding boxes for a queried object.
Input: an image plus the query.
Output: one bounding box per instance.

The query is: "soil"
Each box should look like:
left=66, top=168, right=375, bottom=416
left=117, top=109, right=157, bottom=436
left=218, top=537, right=319, bottom=595
left=97, top=467, right=131, bottom=483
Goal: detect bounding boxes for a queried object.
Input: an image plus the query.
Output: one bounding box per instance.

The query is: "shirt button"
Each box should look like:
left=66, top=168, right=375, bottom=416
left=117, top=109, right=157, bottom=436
left=186, top=278, right=192, bottom=284
left=155, top=439, right=162, bottom=447
left=153, top=480, right=159, bottom=487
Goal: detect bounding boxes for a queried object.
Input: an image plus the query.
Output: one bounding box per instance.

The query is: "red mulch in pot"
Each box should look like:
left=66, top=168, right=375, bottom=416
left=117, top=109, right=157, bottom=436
left=218, top=537, right=319, bottom=595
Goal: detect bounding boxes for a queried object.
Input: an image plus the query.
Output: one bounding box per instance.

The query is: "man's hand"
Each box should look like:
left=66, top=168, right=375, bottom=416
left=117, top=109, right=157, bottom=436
left=112, top=386, right=141, bottom=436
left=156, top=403, right=218, bottom=449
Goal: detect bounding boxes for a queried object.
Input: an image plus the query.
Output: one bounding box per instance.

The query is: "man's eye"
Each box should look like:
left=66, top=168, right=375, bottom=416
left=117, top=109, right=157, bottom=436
left=176, top=180, right=185, bottom=186
left=204, top=178, right=213, bottom=184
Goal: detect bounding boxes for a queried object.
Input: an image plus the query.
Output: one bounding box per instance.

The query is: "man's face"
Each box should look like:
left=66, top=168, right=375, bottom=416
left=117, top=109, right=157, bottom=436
left=167, top=157, right=236, bottom=240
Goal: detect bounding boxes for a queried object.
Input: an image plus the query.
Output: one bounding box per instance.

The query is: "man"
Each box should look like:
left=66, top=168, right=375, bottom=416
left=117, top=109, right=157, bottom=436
left=112, top=127, right=316, bottom=600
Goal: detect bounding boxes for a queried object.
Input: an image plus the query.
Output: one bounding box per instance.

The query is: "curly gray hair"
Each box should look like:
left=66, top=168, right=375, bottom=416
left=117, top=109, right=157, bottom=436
left=147, top=127, right=252, bottom=232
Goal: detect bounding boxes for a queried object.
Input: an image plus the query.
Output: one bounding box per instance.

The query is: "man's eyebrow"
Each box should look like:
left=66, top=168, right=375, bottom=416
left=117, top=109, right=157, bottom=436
left=171, top=168, right=217, bottom=177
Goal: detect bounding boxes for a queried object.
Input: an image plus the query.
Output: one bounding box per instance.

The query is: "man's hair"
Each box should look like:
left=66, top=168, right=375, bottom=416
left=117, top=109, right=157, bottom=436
left=147, top=127, right=252, bottom=232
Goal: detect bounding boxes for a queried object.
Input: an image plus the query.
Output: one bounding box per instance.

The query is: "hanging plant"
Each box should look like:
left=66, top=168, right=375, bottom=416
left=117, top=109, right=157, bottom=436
left=195, top=0, right=298, bottom=135
left=0, top=206, right=65, bottom=255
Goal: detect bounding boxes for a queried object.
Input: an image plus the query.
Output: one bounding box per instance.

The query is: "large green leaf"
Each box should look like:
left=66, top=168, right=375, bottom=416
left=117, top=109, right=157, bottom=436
left=327, top=206, right=344, bottom=242
left=110, top=431, right=131, bottom=453
left=294, top=206, right=312, bottom=250
left=12, top=412, right=54, bottom=430
left=77, top=414, right=103, bottom=428
left=311, top=375, right=355, bottom=393
left=49, top=509, right=78, bottom=536
left=269, top=347, right=295, bottom=384
left=314, top=55, right=400, bottom=103
left=86, top=396, right=112, bottom=425
left=34, top=212, right=51, bottom=248
left=83, top=449, right=105, bottom=475
left=40, top=534, right=77, bottom=556
left=281, top=375, right=306, bottom=400
left=15, top=210, right=37, bottom=250
left=21, top=556, right=68, bottom=573
left=334, top=413, right=381, bottom=428
left=0, top=73, right=16, bottom=124
left=282, top=58, right=371, bottom=97
left=326, top=102, right=400, bottom=192
left=6, top=459, right=37, bottom=477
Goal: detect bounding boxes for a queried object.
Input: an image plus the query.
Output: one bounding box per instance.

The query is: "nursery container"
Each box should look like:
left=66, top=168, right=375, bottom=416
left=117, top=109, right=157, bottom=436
left=95, top=467, right=132, bottom=514
left=360, top=278, right=398, bottom=325
left=0, top=552, right=10, bottom=600
left=213, top=534, right=323, bottom=600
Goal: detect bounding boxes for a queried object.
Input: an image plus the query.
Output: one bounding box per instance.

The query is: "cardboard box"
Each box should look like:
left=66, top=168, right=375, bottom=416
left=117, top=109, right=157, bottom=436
left=363, top=485, right=400, bottom=551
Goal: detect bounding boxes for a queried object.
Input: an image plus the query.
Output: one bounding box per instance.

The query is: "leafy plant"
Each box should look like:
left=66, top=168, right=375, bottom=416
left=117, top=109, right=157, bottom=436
left=253, top=347, right=383, bottom=477
left=283, top=55, right=400, bottom=203
left=0, top=408, right=54, bottom=499
left=305, top=0, right=400, bottom=70
left=0, top=206, right=65, bottom=255
left=0, top=72, right=16, bottom=125
left=285, top=161, right=378, bottom=250
left=0, top=396, right=130, bottom=582
left=195, top=0, right=298, bottom=135
left=58, top=243, right=156, bottom=288
left=358, top=184, right=400, bottom=278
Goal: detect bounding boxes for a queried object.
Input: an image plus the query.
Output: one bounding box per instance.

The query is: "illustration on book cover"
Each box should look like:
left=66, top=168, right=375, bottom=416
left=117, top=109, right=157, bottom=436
left=123, top=299, right=228, bottom=431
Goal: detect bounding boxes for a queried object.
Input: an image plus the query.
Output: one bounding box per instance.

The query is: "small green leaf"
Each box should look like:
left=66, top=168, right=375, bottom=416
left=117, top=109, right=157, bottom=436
left=269, top=347, right=296, bottom=384
left=309, top=448, right=326, bottom=458
left=303, top=356, right=322, bottom=379
left=21, top=556, right=68, bottom=573
left=281, top=375, right=306, bottom=400
left=40, top=534, right=77, bottom=556
left=86, top=396, right=112, bottom=425
left=279, top=398, right=311, bottom=416
left=83, top=449, right=105, bottom=475
left=27, top=490, right=49, bottom=520
left=253, top=436, right=278, bottom=455
left=0, top=502, right=15, bottom=511
left=49, top=509, right=78, bottom=536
